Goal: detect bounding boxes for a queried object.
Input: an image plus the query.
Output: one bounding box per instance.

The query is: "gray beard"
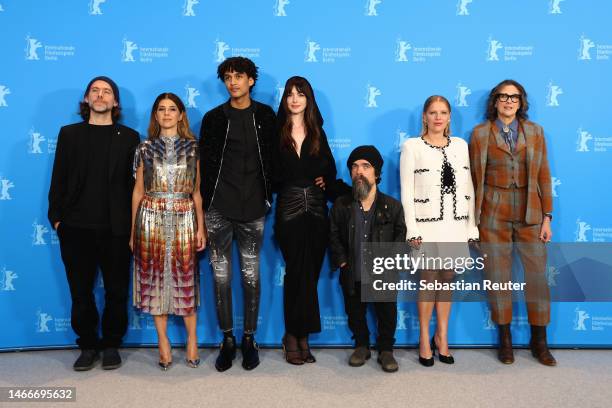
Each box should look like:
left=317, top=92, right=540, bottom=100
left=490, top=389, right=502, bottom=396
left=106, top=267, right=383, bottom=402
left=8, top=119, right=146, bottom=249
left=352, top=176, right=372, bottom=202
left=89, top=102, right=113, bottom=115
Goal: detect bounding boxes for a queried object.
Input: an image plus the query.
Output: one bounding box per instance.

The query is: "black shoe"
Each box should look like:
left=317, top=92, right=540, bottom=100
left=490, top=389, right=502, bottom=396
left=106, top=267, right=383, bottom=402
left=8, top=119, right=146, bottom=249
left=431, top=336, right=454, bottom=365
left=298, top=336, right=316, bottom=363
left=102, top=348, right=122, bottom=370
left=497, top=324, right=515, bottom=364
left=241, top=334, right=260, bottom=371
left=418, top=355, right=434, bottom=367
left=418, top=342, right=434, bottom=367
left=301, top=349, right=316, bottom=364
left=73, top=349, right=99, bottom=371
left=215, top=335, right=236, bottom=372
left=529, top=325, right=557, bottom=367
left=282, top=335, right=304, bottom=365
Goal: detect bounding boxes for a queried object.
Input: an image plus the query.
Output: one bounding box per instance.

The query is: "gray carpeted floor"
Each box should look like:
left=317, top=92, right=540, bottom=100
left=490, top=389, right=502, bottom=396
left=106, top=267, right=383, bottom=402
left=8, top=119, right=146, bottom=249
left=0, top=348, right=611, bottom=408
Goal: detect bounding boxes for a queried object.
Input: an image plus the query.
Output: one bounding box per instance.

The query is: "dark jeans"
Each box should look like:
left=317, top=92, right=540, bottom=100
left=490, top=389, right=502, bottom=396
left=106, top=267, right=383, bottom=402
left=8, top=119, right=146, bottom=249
left=58, top=224, right=130, bottom=350
left=341, top=282, right=397, bottom=352
left=205, top=207, right=264, bottom=334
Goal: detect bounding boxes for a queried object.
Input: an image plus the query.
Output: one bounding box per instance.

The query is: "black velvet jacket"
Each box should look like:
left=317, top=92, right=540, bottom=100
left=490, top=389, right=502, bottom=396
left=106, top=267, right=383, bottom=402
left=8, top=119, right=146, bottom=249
left=47, top=121, right=140, bottom=235
left=329, top=192, right=407, bottom=294
left=199, top=100, right=276, bottom=211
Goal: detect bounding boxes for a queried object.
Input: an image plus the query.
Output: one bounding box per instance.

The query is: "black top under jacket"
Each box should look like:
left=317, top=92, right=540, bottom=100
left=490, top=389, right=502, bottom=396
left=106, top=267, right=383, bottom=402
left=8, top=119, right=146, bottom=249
left=199, top=100, right=276, bottom=216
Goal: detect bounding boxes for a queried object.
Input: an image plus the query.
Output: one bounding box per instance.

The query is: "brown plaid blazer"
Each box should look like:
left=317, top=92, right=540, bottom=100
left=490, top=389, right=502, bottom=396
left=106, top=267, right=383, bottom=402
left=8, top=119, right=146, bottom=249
left=469, top=120, right=553, bottom=225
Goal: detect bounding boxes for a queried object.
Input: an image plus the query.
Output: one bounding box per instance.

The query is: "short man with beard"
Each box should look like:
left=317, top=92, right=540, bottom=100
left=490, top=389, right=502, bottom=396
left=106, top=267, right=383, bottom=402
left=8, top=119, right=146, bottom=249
left=48, top=76, right=140, bottom=371
left=329, top=145, right=406, bottom=372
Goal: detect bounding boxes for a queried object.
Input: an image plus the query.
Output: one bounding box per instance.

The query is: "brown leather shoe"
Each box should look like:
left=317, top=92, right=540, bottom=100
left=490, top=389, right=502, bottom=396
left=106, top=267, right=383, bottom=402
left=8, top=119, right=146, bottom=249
left=377, top=351, right=399, bottom=373
left=348, top=346, right=371, bottom=367
left=530, top=325, right=557, bottom=366
left=497, top=324, right=514, bottom=364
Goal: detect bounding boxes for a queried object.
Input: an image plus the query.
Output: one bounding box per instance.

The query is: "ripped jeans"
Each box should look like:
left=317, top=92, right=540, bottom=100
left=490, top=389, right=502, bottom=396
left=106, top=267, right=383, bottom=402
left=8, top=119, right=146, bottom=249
left=205, top=207, right=263, bottom=334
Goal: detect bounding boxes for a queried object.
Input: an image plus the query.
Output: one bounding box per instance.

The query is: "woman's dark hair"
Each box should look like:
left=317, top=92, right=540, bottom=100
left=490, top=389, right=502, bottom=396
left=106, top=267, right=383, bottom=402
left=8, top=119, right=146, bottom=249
left=485, top=79, right=529, bottom=121
left=217, top=56, right=258, bottom=89
left=277, top=76, right=324, bottom=156
left=147, top=93, right=195, bottom=140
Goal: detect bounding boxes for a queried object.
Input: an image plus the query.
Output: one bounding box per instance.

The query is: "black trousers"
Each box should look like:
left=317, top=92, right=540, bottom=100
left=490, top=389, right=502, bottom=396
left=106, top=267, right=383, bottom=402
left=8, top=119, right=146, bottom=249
left=341, top=282, right=397, bottom=351
left=58, top=224, right=130, bottom=350
left=276, top=212, right=328, bottom=337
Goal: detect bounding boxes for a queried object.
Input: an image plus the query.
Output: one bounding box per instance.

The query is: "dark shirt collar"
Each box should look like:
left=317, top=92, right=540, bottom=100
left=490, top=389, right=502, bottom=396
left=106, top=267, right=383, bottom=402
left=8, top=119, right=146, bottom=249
left=223, top=98, right=256, bottom=116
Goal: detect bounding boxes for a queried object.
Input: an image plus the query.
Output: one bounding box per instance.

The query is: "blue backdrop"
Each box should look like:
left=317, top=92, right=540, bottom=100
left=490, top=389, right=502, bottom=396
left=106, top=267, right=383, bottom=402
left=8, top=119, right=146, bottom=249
left=1, top=0, right=611, bottom=350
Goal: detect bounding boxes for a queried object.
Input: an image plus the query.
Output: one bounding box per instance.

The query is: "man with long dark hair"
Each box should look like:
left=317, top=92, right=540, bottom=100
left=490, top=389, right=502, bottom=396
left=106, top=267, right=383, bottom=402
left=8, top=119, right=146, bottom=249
left=199, top=57, right=276, bottom=371
left=48, top=76, right=140, bottom=371
left=470, top=79, right=556, bottom=366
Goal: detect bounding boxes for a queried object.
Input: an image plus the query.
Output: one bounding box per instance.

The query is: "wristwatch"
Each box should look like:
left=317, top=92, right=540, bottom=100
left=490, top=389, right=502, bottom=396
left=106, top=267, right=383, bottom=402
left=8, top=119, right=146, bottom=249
left=543, top=213, right=553, bottom=221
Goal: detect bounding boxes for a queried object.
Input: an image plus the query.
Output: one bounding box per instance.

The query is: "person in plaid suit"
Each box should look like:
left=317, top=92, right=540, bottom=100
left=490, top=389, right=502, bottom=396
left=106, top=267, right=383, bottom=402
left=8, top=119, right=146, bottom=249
left=469, top=79, right=556, bottom=366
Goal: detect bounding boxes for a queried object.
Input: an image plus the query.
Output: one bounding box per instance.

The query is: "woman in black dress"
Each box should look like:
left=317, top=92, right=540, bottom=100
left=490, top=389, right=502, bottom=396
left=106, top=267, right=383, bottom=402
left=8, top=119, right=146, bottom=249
left=274, top=76, right=338, bottom=365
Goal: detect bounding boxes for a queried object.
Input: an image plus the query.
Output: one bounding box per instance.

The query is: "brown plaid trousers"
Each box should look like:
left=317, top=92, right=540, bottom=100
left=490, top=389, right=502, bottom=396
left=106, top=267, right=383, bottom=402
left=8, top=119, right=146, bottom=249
left=470, top=120, right=553, bottom=325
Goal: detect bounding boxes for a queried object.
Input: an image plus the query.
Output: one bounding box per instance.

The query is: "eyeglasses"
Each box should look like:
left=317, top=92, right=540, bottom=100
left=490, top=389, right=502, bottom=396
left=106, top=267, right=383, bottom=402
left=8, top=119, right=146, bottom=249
left=497, top=93, right=521, bottom=103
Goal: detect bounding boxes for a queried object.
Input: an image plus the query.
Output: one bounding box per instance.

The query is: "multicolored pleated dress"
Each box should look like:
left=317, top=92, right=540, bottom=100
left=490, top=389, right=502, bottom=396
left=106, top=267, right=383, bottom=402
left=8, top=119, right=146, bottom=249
left=132, top=136, right=199, bottom=316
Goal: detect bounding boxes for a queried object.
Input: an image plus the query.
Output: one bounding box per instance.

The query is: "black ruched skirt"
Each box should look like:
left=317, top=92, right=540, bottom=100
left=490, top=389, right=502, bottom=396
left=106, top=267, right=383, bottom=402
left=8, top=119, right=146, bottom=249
left=275, top=186, right=329, bottom=336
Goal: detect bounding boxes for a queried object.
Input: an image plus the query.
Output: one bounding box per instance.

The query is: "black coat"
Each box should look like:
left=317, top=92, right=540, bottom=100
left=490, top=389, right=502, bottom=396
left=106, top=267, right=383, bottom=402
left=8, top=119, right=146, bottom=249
left=198, top=100, right=276, bottom=211
left=329, top=191, right=407, bottom=294
left=47, top=121, right=140, bottom=235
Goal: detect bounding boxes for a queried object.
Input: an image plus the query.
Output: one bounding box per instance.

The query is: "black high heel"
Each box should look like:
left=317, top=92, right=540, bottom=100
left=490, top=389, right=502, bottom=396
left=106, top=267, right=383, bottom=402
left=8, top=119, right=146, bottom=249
left=418, top=354, right=434, bottom=367
left=418, top=340, right=434, bottom=367
left=282, top=335, right=304, bottom=365
left=298, top=337, right=316, bottom=363
left=432, top=335, right=454, bottom=365
left=302, top=349, right=316, bottom=364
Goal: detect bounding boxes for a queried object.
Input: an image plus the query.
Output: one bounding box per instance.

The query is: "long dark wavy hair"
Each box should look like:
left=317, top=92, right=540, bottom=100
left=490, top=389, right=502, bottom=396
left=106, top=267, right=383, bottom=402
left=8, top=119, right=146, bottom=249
left=277, top=76, right=324, bottom=156
left=147, top=93, right=195, bottom=140
left=485, top=79, right=529, bottom=121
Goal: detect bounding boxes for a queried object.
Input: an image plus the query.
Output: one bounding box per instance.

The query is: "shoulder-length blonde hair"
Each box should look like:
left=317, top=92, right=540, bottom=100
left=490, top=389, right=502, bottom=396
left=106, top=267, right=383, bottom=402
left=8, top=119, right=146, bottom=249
left=420, top=95, right=452, bottom=137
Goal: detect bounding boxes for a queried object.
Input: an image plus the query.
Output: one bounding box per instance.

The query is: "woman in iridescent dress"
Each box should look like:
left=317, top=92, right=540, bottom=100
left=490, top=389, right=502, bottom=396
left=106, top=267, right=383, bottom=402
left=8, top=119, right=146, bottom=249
left=131, top=92, right=206, bottom=370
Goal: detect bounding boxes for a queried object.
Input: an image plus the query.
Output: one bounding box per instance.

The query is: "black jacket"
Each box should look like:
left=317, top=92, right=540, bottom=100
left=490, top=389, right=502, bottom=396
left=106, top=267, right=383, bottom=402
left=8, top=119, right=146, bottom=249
left=329, top=191, right=407, bottom=294
left=47, top=122, right=140, bottom=235
left=199, top=100, right=276, bottom=211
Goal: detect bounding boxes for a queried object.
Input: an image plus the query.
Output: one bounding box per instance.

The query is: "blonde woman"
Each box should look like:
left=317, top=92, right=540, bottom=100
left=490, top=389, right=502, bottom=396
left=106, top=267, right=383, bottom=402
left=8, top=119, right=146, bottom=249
left=400, top=95, right=478, bottom=366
